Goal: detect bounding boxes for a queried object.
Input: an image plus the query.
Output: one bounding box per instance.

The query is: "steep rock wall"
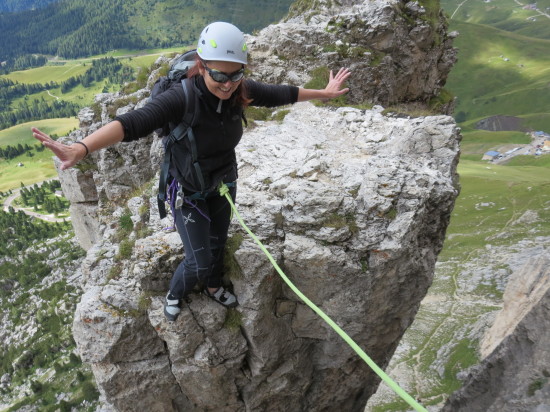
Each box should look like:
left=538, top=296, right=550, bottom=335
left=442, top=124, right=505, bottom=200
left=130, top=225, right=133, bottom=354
left=53, top=1, right=461, bottom=410
left=441, top=252, right=550, bottom=412
left=249, top=0, right=457, bottom=108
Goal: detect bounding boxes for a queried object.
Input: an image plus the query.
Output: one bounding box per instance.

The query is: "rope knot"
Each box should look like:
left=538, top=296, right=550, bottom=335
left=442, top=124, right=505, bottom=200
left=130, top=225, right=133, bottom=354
left=218, top=182, right=229, bottom=197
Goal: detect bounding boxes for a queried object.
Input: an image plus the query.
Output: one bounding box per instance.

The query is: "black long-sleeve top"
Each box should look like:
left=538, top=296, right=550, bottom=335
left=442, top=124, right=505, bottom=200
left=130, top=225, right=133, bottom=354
left=115, top=76, right=299, bottom=192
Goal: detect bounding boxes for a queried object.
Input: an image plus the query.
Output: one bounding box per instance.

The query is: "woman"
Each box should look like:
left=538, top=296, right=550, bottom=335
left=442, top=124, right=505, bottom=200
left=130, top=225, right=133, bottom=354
left=32, top=22, right=351, bottom=321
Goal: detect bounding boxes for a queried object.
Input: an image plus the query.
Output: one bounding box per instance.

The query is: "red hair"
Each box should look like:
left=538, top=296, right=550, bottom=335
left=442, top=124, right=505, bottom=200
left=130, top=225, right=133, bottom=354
left=188, top=57, right=251, bottom=108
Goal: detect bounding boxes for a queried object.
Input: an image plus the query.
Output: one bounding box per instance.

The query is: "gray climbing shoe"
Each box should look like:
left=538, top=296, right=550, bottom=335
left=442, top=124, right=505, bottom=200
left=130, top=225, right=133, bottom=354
left=204, top=286, right=238, bottom=308
left=164, top=293, right=181, bottom=321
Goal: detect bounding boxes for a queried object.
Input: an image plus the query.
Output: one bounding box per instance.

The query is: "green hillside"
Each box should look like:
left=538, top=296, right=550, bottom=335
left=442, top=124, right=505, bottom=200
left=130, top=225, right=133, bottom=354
left=0, top=118, right=78, bottom=147
left=0, top=119, right=78, bottom=191
left=445, top=20, right=550, bottom=129
left=0, top=0, right=293, bottom=62
left=0, top=0, right=58, bottom=13
left=1, top=52, right=165, bottom=102
left=443, top=0, right=550, bottom=39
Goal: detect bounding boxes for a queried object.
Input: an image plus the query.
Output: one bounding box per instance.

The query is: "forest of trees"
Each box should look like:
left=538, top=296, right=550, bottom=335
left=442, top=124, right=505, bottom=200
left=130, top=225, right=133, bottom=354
left=0, top=54, right=48, bottom=74
left=0, top=215, right=93, bottom=409
left=0, top=0, right=58, bottom=13
left=60, top=57, right=134, bottom=93
left=0, top=0, right=294, bottom=63
left=0, top=142, right=45, bottom=160
left=0, top=78, right=58, bottom=106
left=0, top=0, right=145, bottom=61
left=0, top=208, right=70, bottom=257
left=0, top=98, right=80, bottom=130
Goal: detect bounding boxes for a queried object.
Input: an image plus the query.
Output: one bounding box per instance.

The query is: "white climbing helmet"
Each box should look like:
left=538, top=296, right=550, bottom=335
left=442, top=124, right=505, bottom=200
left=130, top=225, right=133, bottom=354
left=197, top=22, right=248, bottom=65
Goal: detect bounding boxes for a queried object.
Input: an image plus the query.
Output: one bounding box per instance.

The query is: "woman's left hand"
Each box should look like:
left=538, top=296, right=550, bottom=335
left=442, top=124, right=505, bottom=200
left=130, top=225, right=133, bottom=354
left=296, top=68, right=352, bottom=102
left=324, top=67, right=351, bottom=98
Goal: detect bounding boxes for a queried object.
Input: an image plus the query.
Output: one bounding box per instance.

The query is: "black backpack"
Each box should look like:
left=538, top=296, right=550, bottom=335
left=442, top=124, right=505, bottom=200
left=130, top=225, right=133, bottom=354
left=150, top=50, right=202, bottom=219
left=150, top=49, right=197, bottom=137
left=151, top=49, right=246, bottom=219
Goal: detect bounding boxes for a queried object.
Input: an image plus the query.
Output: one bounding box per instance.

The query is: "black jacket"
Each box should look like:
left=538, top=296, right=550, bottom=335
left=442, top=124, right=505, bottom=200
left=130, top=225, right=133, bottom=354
left=115, top=76, right=299, bottom=192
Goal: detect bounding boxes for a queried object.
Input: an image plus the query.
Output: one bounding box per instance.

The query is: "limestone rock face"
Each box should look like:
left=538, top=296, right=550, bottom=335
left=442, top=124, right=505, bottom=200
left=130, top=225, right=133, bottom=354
left=248, top=0, right=457, bottom=108
left=53, top=92, right=159, bottom=250
left=70, top=102, right=460, bottom=411
left=441, top=252, right=550, bottom=412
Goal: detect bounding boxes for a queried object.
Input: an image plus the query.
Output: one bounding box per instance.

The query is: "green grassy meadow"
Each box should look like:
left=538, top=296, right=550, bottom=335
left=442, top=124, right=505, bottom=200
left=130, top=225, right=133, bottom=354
left=0, top=150, right=58, bottom=192
left=449, top=159, right=550, bottom=250
left=1, top=47, right=183, bottom=84
left=0, top=48, right=184, bottom=112
left=0, top=118, right=78, bottom=191
left=444, top=20, right=550, bottom=128
left=443, top=0, right=550, bottom=39
left=0, top=118, right=78, bottom=147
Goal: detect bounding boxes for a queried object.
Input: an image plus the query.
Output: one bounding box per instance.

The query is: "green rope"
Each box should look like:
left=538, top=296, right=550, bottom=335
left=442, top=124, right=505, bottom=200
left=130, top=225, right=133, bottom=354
left=218, top=183, right=427, bottom=412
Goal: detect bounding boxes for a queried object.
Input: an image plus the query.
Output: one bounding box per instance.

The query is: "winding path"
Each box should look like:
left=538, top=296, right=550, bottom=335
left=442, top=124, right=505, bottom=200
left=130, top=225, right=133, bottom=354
left=450, top=0, right=471, bottom=20
left=46, top=90, right=60, bottom=101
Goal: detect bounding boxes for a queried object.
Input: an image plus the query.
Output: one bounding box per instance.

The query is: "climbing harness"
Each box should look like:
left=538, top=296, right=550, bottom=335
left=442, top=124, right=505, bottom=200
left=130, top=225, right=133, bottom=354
left=218, top=183, right=428, bottom=412
left=168, top=179, right=237, bottom=224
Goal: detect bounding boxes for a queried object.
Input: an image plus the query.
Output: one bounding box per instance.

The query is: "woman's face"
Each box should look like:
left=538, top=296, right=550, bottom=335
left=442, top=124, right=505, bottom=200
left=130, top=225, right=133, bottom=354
left=199, top=60, right=244, bottom=100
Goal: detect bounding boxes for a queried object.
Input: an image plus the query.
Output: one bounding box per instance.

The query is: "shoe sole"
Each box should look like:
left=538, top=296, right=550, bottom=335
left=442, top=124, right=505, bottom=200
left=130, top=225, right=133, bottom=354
left=164, top=305, right=180, bottom=322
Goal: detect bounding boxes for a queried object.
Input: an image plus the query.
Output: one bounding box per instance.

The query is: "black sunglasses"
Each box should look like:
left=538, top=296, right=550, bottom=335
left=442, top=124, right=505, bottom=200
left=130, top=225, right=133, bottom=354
left=203, top=64, right=245, bottom=83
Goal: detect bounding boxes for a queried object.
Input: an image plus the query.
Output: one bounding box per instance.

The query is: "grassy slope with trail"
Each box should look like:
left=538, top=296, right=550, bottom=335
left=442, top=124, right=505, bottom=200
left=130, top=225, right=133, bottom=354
left=1, top=49, right=178, bottom=110
left=446, top=20, right=550, bottom=129
left=367, top=0, right=550, bottom=410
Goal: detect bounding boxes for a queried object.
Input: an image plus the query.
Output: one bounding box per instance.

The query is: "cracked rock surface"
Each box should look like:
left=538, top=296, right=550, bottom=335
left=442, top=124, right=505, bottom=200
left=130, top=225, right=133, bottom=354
left=67, top=102, right=460, bottom=411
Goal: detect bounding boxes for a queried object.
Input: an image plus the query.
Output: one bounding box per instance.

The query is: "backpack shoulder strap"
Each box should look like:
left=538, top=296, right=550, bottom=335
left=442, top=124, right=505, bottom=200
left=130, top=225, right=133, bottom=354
left=180, top=77, right=205, bottom=191
left=157, top=77, right=201, bottom=219
left=180, top=77, right=196, bottom=128
left=164, top=77, right=196, bottom=143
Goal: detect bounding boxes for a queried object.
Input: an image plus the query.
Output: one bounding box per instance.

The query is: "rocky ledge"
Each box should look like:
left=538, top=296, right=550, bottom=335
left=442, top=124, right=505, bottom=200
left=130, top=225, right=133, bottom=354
left=63, top=102, right=460, bottom=411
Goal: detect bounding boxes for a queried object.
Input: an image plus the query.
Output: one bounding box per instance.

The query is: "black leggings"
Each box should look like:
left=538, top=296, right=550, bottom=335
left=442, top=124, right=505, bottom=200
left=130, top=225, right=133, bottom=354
left=168, top=185, right=236, bottom=299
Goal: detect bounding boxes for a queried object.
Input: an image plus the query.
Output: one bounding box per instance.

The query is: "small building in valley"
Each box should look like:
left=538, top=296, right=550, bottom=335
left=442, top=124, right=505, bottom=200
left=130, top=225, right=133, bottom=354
left=482, top=151, right=500, bottom=161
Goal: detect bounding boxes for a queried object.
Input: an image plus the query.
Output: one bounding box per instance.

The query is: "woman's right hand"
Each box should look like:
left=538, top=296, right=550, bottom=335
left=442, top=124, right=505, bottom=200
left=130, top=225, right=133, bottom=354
left=32, top=127, right=87, bottom=170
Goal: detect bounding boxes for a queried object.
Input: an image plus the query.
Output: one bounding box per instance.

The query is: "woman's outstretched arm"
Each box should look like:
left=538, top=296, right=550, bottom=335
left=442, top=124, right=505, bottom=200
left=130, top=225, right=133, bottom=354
left=32, top=120, right=125, bottom=170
